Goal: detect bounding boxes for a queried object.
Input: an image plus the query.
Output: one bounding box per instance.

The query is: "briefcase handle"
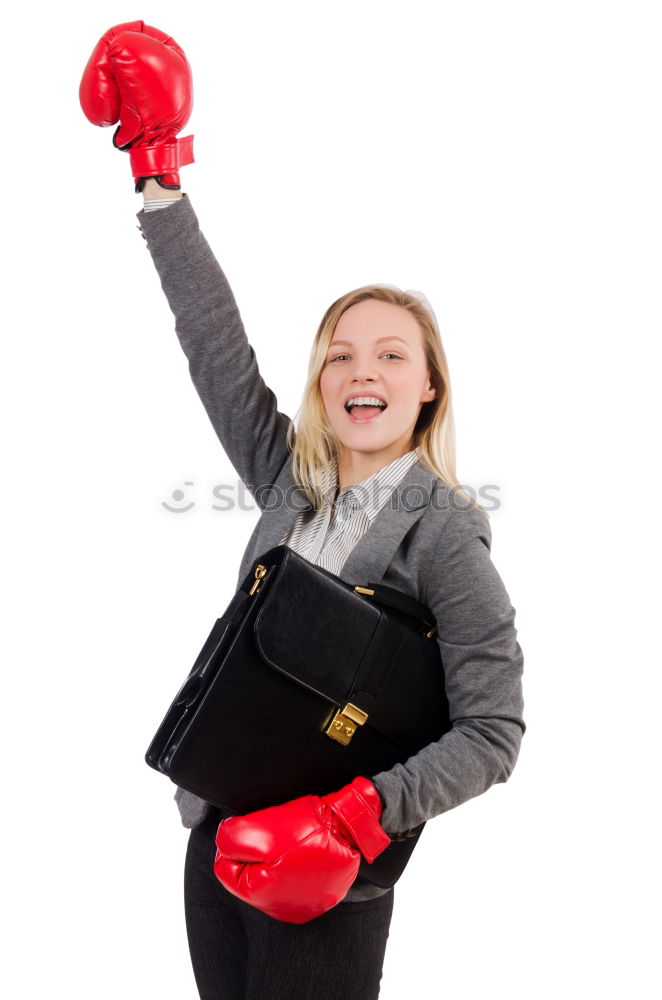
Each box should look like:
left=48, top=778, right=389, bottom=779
left=353, top=582, right=437, bottom=639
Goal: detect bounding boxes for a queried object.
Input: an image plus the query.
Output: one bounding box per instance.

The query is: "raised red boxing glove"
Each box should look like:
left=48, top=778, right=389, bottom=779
left=79, top=20, right=194, bottom=193
left=213, top=776, right=392, bottom=924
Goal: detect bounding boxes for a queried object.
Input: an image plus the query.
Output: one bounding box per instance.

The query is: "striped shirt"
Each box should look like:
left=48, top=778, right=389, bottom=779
left=280, top=447, right=422, bottom=575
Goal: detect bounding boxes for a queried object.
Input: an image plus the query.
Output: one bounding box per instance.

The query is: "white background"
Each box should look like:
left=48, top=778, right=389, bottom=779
left=2, top=1, right=660, bottom=997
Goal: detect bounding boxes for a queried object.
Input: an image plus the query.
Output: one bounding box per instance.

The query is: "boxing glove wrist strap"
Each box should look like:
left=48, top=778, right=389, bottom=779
left=324, top=777, right=392, bottom=864
left=129, top=134, right=195, bottom=178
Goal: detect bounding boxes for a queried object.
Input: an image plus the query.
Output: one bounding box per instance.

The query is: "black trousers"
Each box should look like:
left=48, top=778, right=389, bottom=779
left=184, top=805, right=395, bottom=1000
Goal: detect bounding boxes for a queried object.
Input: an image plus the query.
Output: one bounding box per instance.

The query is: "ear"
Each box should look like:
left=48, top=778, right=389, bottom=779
left=421, top=375, right=437, bottom=404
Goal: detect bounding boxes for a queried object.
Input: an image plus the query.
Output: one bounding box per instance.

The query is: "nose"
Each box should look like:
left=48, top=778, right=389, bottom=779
left=346, top=357, right=381, bottom=393
left=350, top=365, right=379, bottom=384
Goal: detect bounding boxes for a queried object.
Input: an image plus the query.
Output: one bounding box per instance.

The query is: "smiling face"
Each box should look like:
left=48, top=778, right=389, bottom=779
left=319, top=298, right=437, bottom=473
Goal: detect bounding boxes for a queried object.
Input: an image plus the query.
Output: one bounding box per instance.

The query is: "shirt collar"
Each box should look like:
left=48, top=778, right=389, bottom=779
left=320, top=446, right=422, bottom=521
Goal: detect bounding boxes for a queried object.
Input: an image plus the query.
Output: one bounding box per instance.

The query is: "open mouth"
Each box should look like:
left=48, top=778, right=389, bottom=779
left=344, top=399, right=388, bottom=424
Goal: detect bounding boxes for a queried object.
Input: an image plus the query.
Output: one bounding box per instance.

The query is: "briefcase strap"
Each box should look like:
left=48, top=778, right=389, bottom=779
left=354, top=582, right=437, bottom=638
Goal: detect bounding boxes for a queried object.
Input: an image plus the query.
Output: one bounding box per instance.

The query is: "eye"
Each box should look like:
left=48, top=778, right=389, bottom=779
left=328, top=352, right=403, bottom=363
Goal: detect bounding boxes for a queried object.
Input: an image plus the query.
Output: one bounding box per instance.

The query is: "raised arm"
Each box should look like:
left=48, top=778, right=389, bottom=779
left=371, top=505, right=526, bottom=835
left=79, top=22, right=293, bottom=501
left=136, top=193, right=294, bottom=502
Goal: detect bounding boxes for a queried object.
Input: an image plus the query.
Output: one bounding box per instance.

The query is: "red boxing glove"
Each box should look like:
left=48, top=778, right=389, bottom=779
left=214, top=776, right=391, bottom=924
left=79, top=20, right=194, bottom=193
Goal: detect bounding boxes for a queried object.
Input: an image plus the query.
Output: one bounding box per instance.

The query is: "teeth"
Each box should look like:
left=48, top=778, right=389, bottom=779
left=345, top=396, right=387, bottom=411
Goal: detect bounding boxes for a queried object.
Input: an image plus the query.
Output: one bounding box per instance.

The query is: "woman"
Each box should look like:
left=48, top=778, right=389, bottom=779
left=81, top=22, right=525, bottom=1000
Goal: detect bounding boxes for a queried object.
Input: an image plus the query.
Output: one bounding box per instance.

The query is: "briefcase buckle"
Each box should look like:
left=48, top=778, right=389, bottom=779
left=249, top=564, right=268, bottom=596
left=325, top=702, right=368, bottom=746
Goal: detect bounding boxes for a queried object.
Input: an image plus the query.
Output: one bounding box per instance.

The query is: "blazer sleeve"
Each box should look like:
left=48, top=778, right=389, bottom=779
left=136, top=194, right=293, bottom=505
left=370, top=504, right=526, bottom=836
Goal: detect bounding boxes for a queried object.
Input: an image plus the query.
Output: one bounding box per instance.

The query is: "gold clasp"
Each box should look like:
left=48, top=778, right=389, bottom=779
left=249, top=564, right=268, bottom=596
left=324, top=702, right=368, bottom=746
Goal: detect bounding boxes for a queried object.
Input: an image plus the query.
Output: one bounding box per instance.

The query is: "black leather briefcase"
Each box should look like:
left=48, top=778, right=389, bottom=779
left=145, top=543, right=451, bottom=888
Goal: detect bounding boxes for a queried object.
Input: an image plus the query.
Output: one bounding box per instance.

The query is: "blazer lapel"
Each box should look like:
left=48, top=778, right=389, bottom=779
left=248, top=458, right=438, bottom=586
left=337, top=459, right=437, bottom=585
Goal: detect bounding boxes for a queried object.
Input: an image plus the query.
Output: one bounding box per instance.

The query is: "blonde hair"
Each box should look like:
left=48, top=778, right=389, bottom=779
left=285, top=283, right=487, bottom=518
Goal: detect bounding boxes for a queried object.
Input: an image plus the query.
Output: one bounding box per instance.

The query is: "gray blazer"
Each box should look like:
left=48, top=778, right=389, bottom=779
left=137, top=195, right=525, bottom=892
